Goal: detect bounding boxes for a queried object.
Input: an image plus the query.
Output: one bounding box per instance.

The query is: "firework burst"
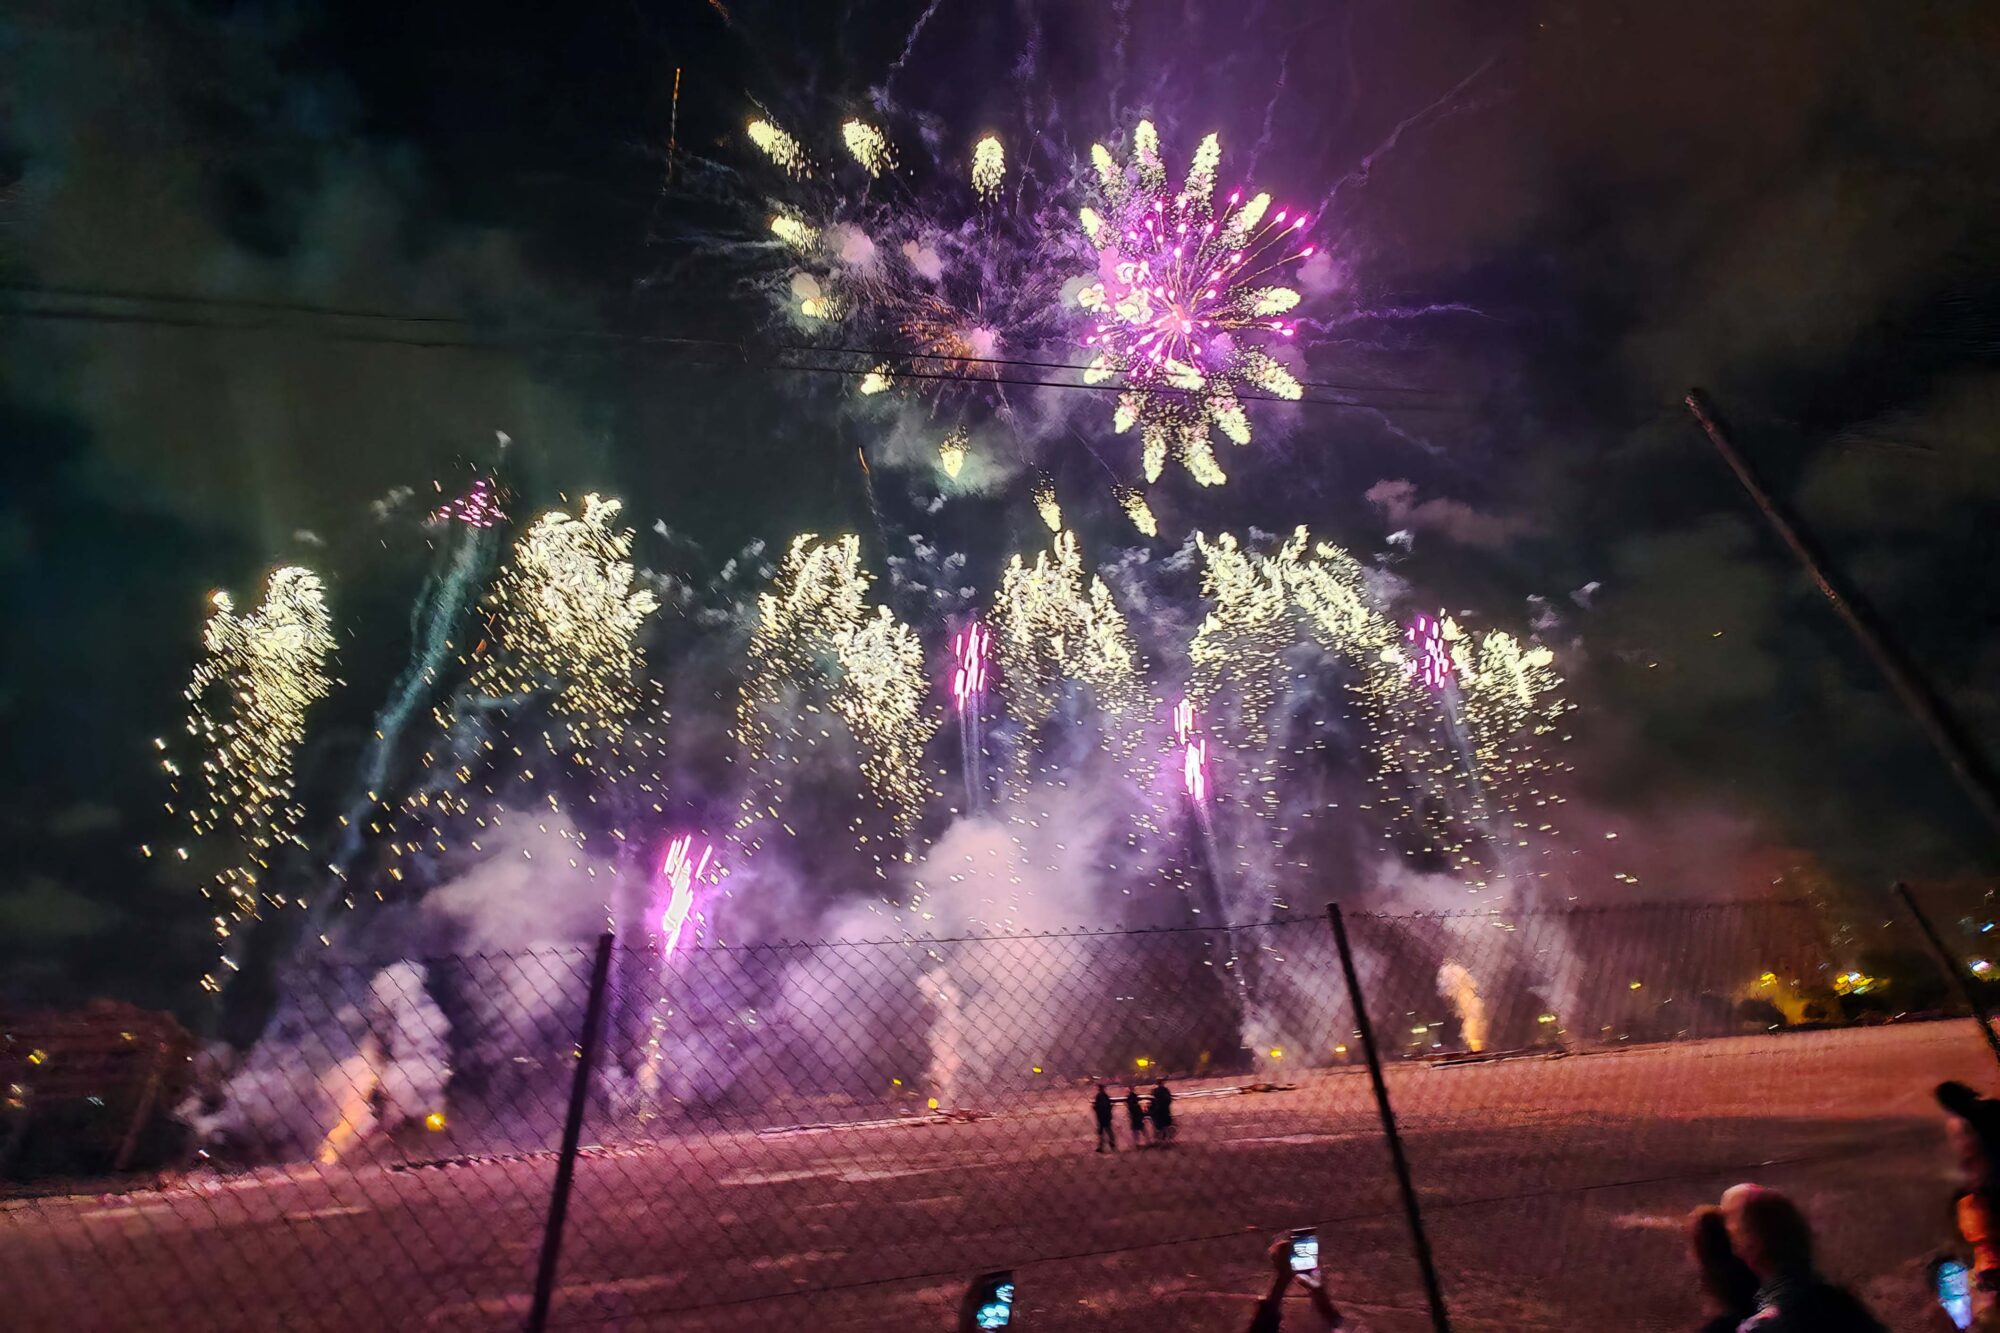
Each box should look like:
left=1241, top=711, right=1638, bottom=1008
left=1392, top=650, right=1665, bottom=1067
left=1401, top=612, right=1455, bottom=691
left=732, top=535, right=935, bottom=863
left=1078, top=122, right=1314, bottom=486
left=468, top=495, right=660, bottom=745
left=657, top=833, right=715, bottom=951
left=171, top=566, right=338, bottom=991
left=728, top=106, right=1084, bottom=482
left=429, top=477, right=507, bottom=529
left=990, top=530, right=1147, bottom=790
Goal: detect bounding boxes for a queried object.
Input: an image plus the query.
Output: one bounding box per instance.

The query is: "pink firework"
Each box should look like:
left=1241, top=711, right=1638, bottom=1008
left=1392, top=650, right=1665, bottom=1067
left=1183, top=737, right=1209, bottom=804
left=1078, top=126, right=1316, bottom=484
left=1172, top=695, right=1208, bottom=803
left=430, top=477, right=506, bottom=528
left=657, top=834, right=714, bottom=956
left=1084, top=193, right=1311, bottom=370
left=1405, top=613, right=1455, bottom=691
left=950, top=621, right=990, bottom=715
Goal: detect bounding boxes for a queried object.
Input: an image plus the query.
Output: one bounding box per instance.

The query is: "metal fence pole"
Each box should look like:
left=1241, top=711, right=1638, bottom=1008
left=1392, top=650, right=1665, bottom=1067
left=1894, top=882, right=2000, bottom=1069
left=527, top=932, right=616, bottom=1333
left=1326, top=903, right=1453, bottom=1333
left=1686, top=391, right=2000, bottom=847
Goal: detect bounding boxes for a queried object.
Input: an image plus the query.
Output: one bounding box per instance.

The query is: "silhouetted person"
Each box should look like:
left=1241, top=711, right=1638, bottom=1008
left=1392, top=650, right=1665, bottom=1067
left=1940, top=1080, right=2000, bottom=1325
left=1149, top=1080, right=1174, bottom=1144
left=1092, top=1083, right=1116, bottom=1152
left=1686, top=1204, right=1757, bottom=1333
left=1125, top=1087, right=1150, bottom=1145
left=1718, top=1183, right=1884, bottom=1331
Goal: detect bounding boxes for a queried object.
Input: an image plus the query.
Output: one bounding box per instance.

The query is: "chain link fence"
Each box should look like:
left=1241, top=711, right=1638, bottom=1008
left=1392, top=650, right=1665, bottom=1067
left=3, top=896, right=1992, bottom=1331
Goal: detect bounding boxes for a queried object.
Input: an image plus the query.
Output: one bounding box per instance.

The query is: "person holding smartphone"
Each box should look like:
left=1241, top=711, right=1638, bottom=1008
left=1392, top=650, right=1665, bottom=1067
left=1246, top=1231, right=1342, bottom=1331
left=1940, top=1081, right=2000, bottom=1328
left=958, top=1271, right=1016, bottom=1331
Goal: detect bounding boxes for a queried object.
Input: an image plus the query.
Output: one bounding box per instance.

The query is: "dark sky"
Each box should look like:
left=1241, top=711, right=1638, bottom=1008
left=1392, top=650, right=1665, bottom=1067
left=3, top=0, right=1998, bottom=1009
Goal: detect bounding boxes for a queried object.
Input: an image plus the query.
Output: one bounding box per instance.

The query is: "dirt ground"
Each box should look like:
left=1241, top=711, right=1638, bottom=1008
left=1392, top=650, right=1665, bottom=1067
left=3, top=1020, right=1986, bottom=1331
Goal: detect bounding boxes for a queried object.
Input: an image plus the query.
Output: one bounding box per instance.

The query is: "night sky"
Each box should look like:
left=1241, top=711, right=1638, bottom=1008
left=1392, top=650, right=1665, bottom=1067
left=3, top=0, right=1997, bottom=1012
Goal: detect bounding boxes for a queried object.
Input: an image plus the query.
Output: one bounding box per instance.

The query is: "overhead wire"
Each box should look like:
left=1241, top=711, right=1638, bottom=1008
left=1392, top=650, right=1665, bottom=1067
left=0, top=281, right=1484, bottom=416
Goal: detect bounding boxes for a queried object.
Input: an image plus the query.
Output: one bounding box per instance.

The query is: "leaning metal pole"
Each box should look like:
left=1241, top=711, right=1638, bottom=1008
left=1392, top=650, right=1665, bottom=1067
left=1894, top=882, right=2000, bottom=1069
left=528, top=932, right=615, bottom=1333
left=1328, top=903, right=1453, bottom=1333
left=1685, top=390, right=2000, bottom=845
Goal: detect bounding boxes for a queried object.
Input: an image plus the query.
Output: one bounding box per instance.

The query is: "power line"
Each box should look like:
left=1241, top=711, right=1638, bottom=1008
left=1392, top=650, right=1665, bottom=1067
left=0, top=282, right=1482, bottom=414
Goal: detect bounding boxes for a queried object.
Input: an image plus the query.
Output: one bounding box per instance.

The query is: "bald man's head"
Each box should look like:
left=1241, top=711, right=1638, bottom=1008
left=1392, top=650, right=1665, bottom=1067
left=1720, top=1184, right=1814, bottom=1280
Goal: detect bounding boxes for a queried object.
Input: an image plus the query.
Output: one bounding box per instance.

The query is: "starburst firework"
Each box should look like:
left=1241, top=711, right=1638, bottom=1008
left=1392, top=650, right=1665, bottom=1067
left=729, top=107, right=1083, bottom=481
left=1077, top=122, right=1314, bottom=486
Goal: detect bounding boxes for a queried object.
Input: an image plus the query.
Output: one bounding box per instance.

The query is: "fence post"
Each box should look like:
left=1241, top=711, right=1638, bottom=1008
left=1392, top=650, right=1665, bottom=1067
left=527, top=931, right=616, bottom=1333
left=1894, top=882, right=2000, bottom=1069
left=1327, top=903, right=1453, bottom=1333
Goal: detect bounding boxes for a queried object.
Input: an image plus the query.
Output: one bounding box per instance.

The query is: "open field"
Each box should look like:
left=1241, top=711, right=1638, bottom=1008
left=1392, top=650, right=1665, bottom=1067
left=2, top=1021, right=1984, bottom=1331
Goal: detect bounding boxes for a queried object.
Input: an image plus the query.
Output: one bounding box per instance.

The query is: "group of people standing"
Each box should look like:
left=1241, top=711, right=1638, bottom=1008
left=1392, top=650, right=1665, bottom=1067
left=1681, top=1077, right=2000, bottom=1331
left=1092, top=1081, right=1174, bottom=1151
left=1066, top=1071, right=2000, bottom=1328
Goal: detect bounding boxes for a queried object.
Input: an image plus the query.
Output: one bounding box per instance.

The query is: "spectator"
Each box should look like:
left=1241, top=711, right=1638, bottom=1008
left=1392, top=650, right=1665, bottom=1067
left=1718, top=1183, right=1885, bottom=1331
left=1125, top=1086, right=1150, bottom=1146
left=1687, top=1204, right=1758, bottom=1333
left=1938, top=1080, right=2000, bottom=1325
left=1092, top=1083, right=1117, bottom=1153
left=1149, top=1080, right=1174, bottom=1145
left=1247, top=1236, right=1342, bottom=1332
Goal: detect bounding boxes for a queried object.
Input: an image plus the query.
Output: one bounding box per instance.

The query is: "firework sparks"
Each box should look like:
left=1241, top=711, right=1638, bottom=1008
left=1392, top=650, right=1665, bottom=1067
left=951, top=621, right=990, bottom=715
left=1183, top=528, right=1575, bottom=896
left=734, top=535, right=934, bottom=859
left=1032, top=476, right=1063, bottom=533
left=174, top=567, right=338, bottom=991
left=1115, top=485, right=1159, bottom=538
left=833, top=607, right=931, bottom=841
left=748, top=118, right=809, bottom=176
left=1402, top=612, right=1455, bottom=691
left=429, top=477, right=506, bottom=528
left=971, top=135, right=1005, bottom=201
left=468, top=495, right=659, bottom=743
left=732, top=108, right=1077, bottom=420
left=1077, top=122, right=1313, bottom=486
left=992, top=530, right=1146, bottom=787
left=841, top=119, right=895, bottom=176
left=938, top=426, right=968, bottom=478
left=1183, top=737, right=1209, bottom=804
left=1189, top=531, right=1297, bottom=765
left=1172, top=696, right=1209, bottom=803
left=949, top=619, right=992, bottom=813
left=657, top=833, right=714, bottom=954
left=769, top=213, right=818, bottom=251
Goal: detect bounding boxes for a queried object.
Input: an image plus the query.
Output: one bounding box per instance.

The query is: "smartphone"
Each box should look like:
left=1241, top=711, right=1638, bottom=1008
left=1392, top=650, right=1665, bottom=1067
left=1934, top=1256, right=1973, bottom=1330
left=1288, top=1228, right=1321, bottom=1288
left=972, top=1270, right=1016, bottom=1329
